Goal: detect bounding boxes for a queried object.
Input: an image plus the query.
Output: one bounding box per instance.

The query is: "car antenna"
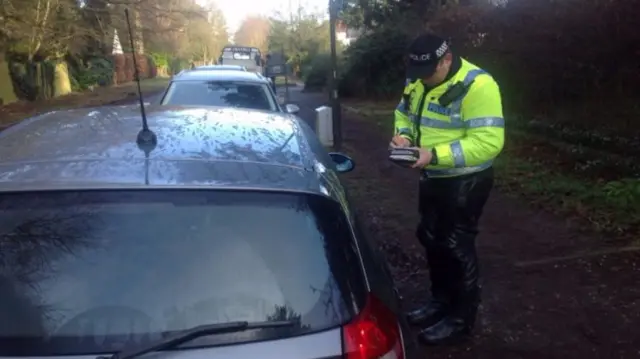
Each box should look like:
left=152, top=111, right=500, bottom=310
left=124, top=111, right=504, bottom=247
left=124, top=8, right=157, bottom=153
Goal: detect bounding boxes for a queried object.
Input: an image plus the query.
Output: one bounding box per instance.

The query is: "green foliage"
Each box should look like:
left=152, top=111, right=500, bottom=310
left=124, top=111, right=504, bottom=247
left=147, top=55, right=157, bottom=78
left=149, top=53, right=170, bottom=70
left=603, top=179, right=640, bottom=209
left=338, top=25, right=409, bottom=98
left=67, top=57, right=113, bottom=91
left=8, top=61, right=58, bottom=100
left=494, top=154, right=640, bottom=235
left=87, top=58, right=114, bottom=87
left=266, top=10, right=332, bottom=77
left=303, top=54, right=331, bottom=90
left=169, top=58, right=190, bottom=75
left=2, top=0, right=229, bottom=103
left=8, top=62, right=34, bottom=100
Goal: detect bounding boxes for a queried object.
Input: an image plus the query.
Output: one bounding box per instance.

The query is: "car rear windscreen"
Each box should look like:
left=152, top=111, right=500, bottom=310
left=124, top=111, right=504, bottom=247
left=161, top=81, right=276, bottom=111
left=0, top=190, right=365, bottom=355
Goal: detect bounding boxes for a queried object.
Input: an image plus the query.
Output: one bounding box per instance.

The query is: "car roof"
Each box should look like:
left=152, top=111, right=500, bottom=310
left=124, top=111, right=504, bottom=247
left=0, top=105, right=341, bottom=199
left=195, top=65, right=246, bottom=71
left=173, top=70, right=268, bottom=83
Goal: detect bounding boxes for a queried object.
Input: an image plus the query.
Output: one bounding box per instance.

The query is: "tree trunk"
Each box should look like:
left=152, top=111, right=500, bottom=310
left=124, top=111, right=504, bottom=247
left=53, top=61, right=72, bottom=97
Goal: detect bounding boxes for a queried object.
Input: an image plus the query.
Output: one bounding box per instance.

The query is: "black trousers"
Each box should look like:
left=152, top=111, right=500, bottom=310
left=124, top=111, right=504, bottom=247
left=416, top=167, right=494, bottom=325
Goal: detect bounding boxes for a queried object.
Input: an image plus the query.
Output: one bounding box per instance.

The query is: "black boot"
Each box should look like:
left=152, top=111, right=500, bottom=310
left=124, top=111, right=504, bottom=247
left=405, top=298, right=448, bottom=327
left=407, top=212, right=453, bottom=327
left=418, top=290, right=479, bottom=345
left=417, top=227, right=481, bottom=345
left=417, top=316, right=472, bottom=345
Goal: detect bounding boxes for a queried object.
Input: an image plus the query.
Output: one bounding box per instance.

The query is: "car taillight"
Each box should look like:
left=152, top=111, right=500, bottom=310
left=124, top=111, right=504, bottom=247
left=343, top=293, right=404, bottom=359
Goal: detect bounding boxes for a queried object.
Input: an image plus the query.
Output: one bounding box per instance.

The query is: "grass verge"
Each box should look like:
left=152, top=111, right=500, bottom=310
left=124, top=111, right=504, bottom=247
left=343, top=100, right=640, bottom=242
left=0, top=77, right=170, bottom=130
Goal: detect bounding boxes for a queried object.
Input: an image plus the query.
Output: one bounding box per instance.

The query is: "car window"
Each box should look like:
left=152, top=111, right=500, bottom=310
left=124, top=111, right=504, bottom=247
left=0, top=190, right=366, bottom=356
left=233, top=53, right=251, bottom=60
left=162, top=81, right=277, bottom=112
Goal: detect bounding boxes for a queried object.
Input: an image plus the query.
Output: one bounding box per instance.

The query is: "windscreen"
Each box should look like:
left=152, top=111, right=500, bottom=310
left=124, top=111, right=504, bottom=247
left=0, top=190, right=364, bottom=356
left=221, top=47, right=261, bottom=60
left=161, top=81, right=277, bottom=111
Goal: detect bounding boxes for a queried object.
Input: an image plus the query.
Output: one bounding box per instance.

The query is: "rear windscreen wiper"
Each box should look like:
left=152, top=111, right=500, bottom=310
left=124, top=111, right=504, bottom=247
left=100, top=320, right=298, bottom=359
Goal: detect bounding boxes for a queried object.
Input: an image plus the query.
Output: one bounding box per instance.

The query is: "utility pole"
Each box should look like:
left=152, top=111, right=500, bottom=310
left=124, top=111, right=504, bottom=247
left=328, top=0, right=342, bottom=149
left=283, top=47, right=290, bottom=102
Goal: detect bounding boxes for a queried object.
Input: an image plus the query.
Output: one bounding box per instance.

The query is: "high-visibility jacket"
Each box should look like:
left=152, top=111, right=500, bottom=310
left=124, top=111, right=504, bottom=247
left=394, top=58, right=504, bottom=178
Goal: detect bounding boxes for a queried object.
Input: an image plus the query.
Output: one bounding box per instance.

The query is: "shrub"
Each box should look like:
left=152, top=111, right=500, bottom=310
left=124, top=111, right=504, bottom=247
left=149, top=52, right=170, bottom=77
left=149, top=52, right=169, bottom=69
left=146, top=55, right=157, bottom=78
left=303, top=54, right=331, bottom=91
left=338, top=25, right=409, bottom=99
left=169, top=58, right=190, bottom=75
left=427, top=0, right=638, bottom=132
left=8, top=62, right=35, bottom=100
left=87, top=57, right=114, bottom=86
left=69, top=57, right=114, bottom=90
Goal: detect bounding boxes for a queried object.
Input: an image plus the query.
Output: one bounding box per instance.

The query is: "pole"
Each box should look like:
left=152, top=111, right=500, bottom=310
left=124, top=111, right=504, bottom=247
left=328, top=0, right=342, bottom=149
left=285, top=71, right=290, bottom=102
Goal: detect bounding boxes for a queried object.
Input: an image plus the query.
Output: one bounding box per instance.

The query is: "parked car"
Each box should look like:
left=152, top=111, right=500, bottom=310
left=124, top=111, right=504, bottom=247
left=0, top=105, right=418, bottom=359
left=192, top=65, right=276, bottom=96
left=193, top=64, right=248, bottom=71
left=160, top=70, right=297, bottom=115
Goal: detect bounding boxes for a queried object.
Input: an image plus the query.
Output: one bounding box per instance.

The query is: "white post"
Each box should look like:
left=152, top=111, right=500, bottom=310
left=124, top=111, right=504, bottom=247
left=315, top=106, right=334, bottom=147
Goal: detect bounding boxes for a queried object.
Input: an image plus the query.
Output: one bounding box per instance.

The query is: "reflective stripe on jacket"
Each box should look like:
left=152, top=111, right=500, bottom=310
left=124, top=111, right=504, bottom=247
left=394, top=58, right=504, bottom=178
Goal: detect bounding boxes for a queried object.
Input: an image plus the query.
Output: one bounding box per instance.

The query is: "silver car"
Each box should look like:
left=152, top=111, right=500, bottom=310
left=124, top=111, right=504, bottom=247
left=0, top=105, right=419, bottom=359
left=161, top=70, right=295, bottom=115
left=193, top=65, right=248, bottom=71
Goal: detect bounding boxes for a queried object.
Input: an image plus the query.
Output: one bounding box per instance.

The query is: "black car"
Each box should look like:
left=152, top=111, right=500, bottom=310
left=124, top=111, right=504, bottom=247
left=0, top=105, right=418, bottom=359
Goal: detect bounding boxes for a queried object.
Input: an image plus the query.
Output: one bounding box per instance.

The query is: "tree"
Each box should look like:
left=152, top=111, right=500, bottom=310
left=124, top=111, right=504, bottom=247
left=2, top=0, right=86, bottom=61
left=233, top=16, right=270, bottom=55
left=183, top=3, right=229, bottom=63
left=266, top=7, right=332, bottom=76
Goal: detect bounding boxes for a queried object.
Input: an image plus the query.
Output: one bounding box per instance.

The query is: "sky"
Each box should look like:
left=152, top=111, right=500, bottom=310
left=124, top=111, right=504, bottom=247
left=199, top=0, right=329, bottom=36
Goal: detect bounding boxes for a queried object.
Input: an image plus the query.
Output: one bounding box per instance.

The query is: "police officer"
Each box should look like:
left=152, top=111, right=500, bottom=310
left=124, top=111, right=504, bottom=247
left=390, top=33, right=504, bottom=345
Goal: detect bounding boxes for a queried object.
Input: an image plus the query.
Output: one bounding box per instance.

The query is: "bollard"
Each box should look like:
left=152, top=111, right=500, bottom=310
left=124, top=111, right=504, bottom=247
left=315, top=106, right=334, bottom=147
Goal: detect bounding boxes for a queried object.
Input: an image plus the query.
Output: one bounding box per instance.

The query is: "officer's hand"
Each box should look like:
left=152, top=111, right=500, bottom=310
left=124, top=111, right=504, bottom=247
left=411, top=147, right=433, bottom=168
left=390, top=135, right=411, bottom=148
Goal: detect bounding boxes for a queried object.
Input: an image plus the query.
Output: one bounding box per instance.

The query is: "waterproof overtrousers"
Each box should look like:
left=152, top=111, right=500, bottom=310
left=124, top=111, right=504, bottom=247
left=414, top=167, right=494, bottom=340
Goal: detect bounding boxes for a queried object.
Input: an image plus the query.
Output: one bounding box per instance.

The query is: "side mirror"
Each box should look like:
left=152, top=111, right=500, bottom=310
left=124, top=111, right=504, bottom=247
left=285, top=104, right=300, bottom=114
left=329, top=152, right=355, bottom=173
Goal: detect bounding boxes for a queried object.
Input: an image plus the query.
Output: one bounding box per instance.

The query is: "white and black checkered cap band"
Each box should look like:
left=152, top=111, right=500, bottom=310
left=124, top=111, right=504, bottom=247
left=408, top=41, right=449, bottom=63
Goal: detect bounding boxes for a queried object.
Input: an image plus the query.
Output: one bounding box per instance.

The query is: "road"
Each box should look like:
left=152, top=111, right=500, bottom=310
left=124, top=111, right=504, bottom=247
left=276, top=84, right=327, bottom=129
